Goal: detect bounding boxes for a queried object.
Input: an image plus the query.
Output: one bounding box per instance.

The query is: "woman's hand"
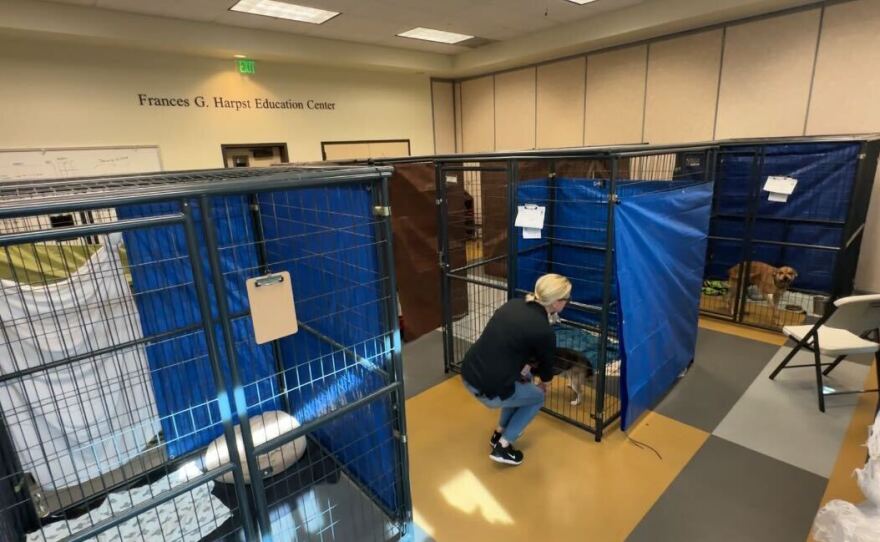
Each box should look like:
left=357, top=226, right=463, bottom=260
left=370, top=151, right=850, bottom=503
left=537, top=381, right=548, bottom=394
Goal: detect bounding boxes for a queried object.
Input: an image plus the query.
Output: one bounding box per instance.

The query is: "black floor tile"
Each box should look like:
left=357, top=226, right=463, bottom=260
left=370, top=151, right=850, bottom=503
left=401, top=331, right=452, bottom=399
left=627, top=436, right=826, bottom=542
left=654, top=329, right=779, bottom=432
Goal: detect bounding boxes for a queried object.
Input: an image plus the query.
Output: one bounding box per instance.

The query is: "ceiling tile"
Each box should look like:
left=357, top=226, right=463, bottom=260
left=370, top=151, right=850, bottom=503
left=95, top=0, right=228, bottom=22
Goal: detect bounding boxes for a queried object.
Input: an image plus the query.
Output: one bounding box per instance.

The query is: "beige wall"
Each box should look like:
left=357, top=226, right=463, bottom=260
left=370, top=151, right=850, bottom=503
left=494, top=68, right=536, bottom=151
left=585, top=46, right=646, bottom=146
left=644, top=30, right=723, bottom=144
left=0, top=37, right=435, bottom=169
left=715, top=9, right=821, bottom=139
left=806, top=0, right=880, bottom=135
left=440, top=0, right=880, bottom=291
left=460, top=76, right=495, bottom=153
left=431, top=81, right=456, bottom=154
left=536, top=58, right=586, bottom=149
left=445, top=0, right=880, bottom=147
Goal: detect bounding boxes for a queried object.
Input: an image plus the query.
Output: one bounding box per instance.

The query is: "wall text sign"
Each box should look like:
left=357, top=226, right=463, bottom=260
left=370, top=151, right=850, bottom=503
left=137, top=94, right=336, bottom=111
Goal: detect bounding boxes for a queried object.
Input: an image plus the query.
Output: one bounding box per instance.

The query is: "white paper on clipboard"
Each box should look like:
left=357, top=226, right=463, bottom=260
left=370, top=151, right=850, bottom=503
left=523, top=227, right=542, bottom=239
left=515, top=204, right=545, bottom=229
left=768, top=192, right=789, bottom=203
left=246, top=271, right=298, bottom=344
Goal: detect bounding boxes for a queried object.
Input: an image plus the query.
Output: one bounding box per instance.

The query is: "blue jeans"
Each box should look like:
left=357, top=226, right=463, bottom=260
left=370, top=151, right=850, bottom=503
left=463, top=378, right=545, bottom=444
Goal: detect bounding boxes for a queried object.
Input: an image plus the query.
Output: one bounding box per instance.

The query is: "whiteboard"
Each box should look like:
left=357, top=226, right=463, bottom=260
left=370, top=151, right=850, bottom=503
left=0, top=146, right=163, bottom=182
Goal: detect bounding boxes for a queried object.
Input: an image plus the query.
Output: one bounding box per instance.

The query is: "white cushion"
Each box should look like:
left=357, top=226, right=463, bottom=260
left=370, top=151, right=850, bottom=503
left=783, top=325, right=880, bottom=356
left=203, top=410, right=307, bottom=484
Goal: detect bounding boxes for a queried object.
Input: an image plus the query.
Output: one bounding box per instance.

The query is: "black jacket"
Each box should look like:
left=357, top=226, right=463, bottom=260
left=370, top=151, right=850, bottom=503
left=461, top=298, right=556, bottom=400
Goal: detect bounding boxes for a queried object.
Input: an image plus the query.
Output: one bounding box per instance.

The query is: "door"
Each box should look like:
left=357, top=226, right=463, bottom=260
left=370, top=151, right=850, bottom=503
left=221, top=143, right=289, bottom=168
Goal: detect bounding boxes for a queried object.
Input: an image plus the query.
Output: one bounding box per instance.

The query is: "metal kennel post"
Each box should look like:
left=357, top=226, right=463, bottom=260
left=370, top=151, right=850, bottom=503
left=0, top=166, right=412, bottom=541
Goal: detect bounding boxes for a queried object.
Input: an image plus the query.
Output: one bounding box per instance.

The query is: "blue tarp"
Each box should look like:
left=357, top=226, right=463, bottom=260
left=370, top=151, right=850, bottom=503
left=118, top=198, right=279, bottom=458
left=514, top=176, right=712, bottom=429
left=258, top=185, right=400, bottom=511
left=615, top=183, right=713, bottom=428
left=707, top=143, right=861, bottom=291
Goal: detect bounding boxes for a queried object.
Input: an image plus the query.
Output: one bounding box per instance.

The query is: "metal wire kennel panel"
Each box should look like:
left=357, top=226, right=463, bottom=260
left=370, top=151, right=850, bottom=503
left=701, top=139, right=880, bottom=331
left=0, top=166, right=411, bottom=542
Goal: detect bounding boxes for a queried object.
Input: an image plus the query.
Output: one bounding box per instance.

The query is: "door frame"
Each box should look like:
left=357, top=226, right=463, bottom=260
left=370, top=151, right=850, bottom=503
left=320, top=139, right=411, bottom=161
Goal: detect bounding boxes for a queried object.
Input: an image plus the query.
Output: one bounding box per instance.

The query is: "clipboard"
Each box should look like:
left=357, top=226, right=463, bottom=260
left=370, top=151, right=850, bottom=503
left=246, top=271, right=298, bottom=344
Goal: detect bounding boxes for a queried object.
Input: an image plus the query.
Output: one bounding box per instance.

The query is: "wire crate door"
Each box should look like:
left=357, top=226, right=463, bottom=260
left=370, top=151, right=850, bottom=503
left=437, top=161, right=512, bottom=374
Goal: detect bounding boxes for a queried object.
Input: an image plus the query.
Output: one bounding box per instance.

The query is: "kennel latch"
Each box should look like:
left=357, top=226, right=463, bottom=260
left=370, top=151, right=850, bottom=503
left=373, top=205, right=391, bottom=217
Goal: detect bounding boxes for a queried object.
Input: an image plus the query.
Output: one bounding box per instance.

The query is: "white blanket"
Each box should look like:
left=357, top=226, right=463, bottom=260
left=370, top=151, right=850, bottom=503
left=27, top=464, right=230, bottom=542
left=0, top=234, right=159, bottom=490
left=813, top=411, right=880, bottom=542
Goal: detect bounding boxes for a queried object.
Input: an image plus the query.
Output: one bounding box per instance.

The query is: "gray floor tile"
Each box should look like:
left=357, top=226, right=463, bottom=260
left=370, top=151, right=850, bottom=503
left=401, top=331, right=452, bottom=399
left=627, top=436, right=827, bottom=542
left=654, top=329, right=779, bottom=432
left=713, top=346, right=871, bottom=477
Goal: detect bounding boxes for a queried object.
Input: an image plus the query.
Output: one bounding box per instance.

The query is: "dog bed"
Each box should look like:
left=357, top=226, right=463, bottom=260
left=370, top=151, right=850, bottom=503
left=701, top=280, right=728, bottom=296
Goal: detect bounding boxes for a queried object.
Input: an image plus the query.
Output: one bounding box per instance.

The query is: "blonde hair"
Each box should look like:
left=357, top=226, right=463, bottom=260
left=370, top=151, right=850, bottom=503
left=526, top=273, right=572, bottom=307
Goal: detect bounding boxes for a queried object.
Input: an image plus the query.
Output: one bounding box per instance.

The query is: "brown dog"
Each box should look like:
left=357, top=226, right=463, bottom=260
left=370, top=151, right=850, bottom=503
left=527, top=347, right=594, bottom=406
left=727, top=261, right=798, bottom=322
left=554, top=348, right=594, bottom=406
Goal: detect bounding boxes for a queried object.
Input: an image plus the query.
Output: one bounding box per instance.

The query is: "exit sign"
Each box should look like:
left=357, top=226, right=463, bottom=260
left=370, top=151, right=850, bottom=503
left=237, top=59, right=256, bottom=74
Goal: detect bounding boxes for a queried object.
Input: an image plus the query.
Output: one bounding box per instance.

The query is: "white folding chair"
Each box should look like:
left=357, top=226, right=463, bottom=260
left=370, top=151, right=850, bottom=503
left=769, top=294, right=880, bottom=412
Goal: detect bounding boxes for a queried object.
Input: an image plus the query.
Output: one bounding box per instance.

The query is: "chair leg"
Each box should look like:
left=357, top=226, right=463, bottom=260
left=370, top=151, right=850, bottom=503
left=769, top=339, right=805, bottom=380
left=822, top=355, right=847, bottom=376
left=814, top=345, right=826, bottom=413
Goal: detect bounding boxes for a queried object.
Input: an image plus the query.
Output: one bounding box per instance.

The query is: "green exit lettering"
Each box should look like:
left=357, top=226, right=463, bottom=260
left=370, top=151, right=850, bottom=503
left=237, top=59, right=256, bottom=74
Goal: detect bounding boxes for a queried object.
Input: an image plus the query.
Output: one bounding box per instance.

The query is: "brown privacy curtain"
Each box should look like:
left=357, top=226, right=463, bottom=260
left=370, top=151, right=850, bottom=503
left=389, top=162, right=468, bottom=342
left=481, top=158, right=622, bottom=280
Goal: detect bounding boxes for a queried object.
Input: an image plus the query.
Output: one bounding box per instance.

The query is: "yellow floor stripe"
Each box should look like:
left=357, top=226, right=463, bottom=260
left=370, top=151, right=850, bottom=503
left=808, top=362, right=879, bottom=542
left=698, top=316, right=787, bottom=346
left=405, top=376, right=708, bottom=542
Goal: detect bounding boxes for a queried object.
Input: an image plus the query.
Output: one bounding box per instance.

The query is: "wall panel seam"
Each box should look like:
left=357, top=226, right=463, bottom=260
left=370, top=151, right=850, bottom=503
left=582, top=55, right=588, bottom=146
left=803, top=5, right=826, bottom=136
left=712, top=26, right=727, bottom=141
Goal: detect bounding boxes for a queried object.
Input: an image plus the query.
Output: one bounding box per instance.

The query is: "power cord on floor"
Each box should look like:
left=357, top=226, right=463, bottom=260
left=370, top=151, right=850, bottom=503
left=625, top=432, right=663, bottom=460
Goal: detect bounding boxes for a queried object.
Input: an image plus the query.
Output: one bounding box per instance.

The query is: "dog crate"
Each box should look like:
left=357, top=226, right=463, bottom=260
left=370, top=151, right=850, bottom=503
left=432, top=147, right=716, bottom=441
left=701, top=136, right=880, bottom=331
left=0, top=166, right=411, bottom=541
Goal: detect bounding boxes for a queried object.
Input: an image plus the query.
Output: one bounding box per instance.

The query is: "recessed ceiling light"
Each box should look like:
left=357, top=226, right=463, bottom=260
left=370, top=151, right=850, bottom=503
left=234, top=54, right=248, bottom=58
left=565, top=0, right=598, bottom=4
left=397, top=27, right=474, bottom=45
left=230, top=0, right=339, bottom=25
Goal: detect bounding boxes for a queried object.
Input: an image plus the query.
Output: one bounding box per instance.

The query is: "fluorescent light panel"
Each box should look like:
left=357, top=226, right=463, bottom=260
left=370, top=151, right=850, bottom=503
left=565, top=0, right=598, bottom=4
left=397, top=27, right=473, bottom=44
left=230, top=0, right=339, bottom=25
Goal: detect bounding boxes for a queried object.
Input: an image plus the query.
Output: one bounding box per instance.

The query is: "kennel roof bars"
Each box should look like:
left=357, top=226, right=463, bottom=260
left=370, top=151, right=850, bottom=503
left=0, top=165, right=394, bottom=218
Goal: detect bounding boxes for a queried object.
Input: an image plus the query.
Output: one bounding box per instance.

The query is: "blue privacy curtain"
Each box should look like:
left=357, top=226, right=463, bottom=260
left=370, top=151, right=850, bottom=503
left=514, top=176, right=712, bottom=429
left=118, top=197, right=279, bottom=458
left=615, top=183, right=713, bottom=429
left=257, top=184, right=401, bottom=512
